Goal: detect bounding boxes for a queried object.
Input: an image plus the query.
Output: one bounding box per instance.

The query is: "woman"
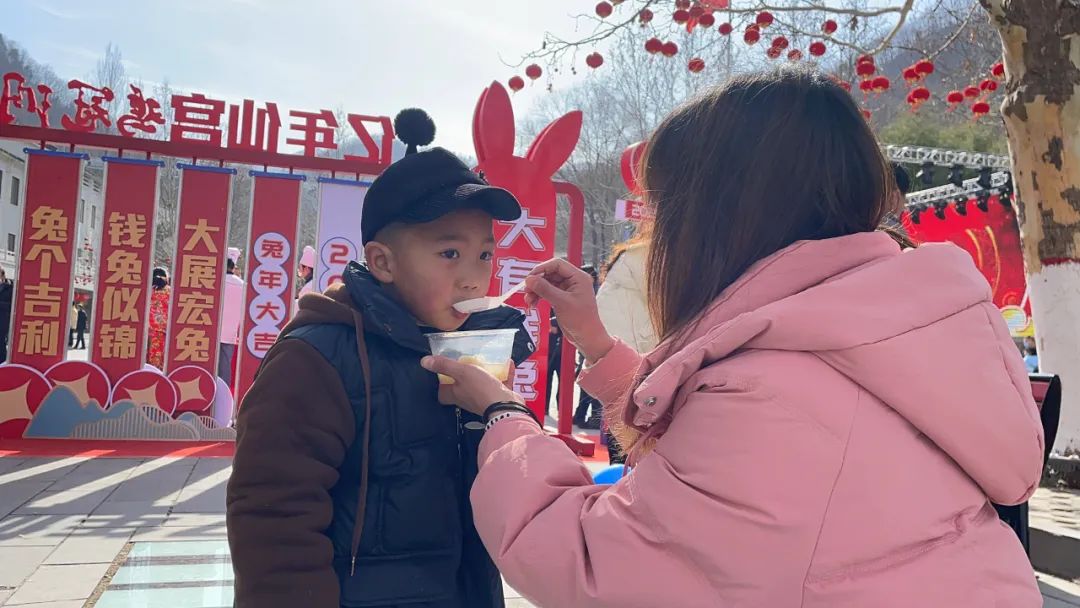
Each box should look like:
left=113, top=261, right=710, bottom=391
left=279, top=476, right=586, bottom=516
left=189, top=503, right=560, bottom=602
left=147, top=267, right=170, bottom=370
left=595, top=226, right=656, bottom=354
left=422, top=67, right=1043, bottom=607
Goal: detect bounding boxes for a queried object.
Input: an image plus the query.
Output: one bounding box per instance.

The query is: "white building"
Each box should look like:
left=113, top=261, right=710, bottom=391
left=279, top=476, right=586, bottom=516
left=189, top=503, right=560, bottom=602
left=0, top=139, right=26, bottom=281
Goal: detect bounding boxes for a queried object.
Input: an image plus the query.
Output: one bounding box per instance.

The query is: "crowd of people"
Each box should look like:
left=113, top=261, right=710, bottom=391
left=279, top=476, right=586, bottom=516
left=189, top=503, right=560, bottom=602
left=224, top=65, right=1046, bottom=608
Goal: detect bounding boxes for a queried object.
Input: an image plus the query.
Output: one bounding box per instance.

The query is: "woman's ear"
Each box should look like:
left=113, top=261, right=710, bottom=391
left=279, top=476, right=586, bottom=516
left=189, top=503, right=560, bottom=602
left=364, top=241, right=395, bottom=284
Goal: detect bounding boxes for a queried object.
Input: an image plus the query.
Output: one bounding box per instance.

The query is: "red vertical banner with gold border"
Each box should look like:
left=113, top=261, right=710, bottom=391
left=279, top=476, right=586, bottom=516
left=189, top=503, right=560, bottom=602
left=165, top=164, right=233, bottom=375
left=235, top=171, right=303, bottom=405
left=91, top=157, right=161, bottom=385
left=8, top=149, right=87, bottom=371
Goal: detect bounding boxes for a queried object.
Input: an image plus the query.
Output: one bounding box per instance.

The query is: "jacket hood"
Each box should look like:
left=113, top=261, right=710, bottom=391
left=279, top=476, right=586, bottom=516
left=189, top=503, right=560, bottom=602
left=284, top=262, right=534, bottom=360
left=632, top=231, right=1042, bottom=504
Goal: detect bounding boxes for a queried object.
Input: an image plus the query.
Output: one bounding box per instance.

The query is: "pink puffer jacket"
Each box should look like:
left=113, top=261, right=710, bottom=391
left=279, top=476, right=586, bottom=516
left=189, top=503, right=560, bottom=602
left=471, top=231, right=1043, bottom=607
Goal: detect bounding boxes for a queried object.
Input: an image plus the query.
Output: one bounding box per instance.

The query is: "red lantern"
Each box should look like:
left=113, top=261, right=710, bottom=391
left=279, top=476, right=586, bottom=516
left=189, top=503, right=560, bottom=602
left=698, top=13, right=716, bottom=28
left=964, top=85, right=980, bottom=99
left=872, top=76, right=890, bottom=92
left=638, top=8, right=654, bottom=24
left=980, top=78, right=999, bottom=92
left=756, top=11, right=774, bottom=27
left=991, top=62, right=1005, bottom=80
left=903, top=67, right=920, bottom=84
left=662, top=41, right=679, bottom=57
left=911, top=86, right=931, bottom=102
left=673, top=9, right=691, bottom=23
left=823, top=19, right=838, bottom=35
left=946, top=90, right=965, bottom=105
left=859, top=80, right=875, bottom=94
left=645, top=37, right=663, bottom=54
left=688, top=57, right=706, bottom=73
left=856, top=54, right=875, bottom=66
left=586, top=52, right=604, bottom=69
left=744, top=26, right=761, bottom=45
left=718, top=22, right=733, bottom=35
left=771, top=36, right=789, bottom=50
left=766, top=46, right=783, bottom=60
left=508, top=76, right=525, bottom=92
left=788, top=49, right=804, bottom=61
left=689, top=5, right=705, bottom=19
left=525, top=64, right=542, bottom=80
left=856, top=62, right=876, bottom=77
left=915, top=59, right=935, bottom=76
left=972, top=101, right=991, bottom=117
left=702, top=0, right=729, bottom=7
left=675, top=0, right=691, bottom=8
left=809, top=41, right=827, bottom=57
left=595, top=1, right=613, bottom=18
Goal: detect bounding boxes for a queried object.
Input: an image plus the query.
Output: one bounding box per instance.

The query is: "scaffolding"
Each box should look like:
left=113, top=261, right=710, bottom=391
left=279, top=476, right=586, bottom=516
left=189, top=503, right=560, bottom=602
left=884, top=145, right=1011, bottom=170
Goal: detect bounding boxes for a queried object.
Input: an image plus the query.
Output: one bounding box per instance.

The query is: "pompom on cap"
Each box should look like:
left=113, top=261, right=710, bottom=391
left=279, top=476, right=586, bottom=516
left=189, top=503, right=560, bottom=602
left=394, top=108, right=436, bottom=154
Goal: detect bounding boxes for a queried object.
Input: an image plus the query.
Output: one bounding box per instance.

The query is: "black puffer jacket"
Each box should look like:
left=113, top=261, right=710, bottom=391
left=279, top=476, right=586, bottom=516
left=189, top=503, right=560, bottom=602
left=228, top=263, right=533, bottom=608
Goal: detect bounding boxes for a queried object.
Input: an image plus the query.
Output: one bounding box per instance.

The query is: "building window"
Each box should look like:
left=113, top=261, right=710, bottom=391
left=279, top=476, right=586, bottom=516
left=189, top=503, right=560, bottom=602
left=0, top=169, right=4, bottom=200
left=6, top=233, right=14, bottom=253
left=91, top=204, right=97, bottom=228
left=10, top=176, right=19, bottom=206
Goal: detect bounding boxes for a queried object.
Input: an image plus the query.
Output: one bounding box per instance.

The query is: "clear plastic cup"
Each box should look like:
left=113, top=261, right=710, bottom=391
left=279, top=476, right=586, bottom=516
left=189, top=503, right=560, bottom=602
left=426, top=329, right=517, bottom=384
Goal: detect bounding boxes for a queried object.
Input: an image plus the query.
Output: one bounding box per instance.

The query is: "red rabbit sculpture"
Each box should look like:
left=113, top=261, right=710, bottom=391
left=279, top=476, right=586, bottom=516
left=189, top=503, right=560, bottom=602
left=471, top=80, right=582, bottom=423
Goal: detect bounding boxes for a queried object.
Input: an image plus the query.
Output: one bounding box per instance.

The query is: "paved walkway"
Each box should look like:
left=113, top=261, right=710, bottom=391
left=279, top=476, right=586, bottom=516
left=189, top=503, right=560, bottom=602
left=0, top=455, right=1076, bottom=607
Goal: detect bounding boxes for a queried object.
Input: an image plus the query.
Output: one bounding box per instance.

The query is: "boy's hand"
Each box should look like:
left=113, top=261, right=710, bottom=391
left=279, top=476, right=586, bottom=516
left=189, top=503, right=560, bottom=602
left=421, top=356, right=523, bottom=417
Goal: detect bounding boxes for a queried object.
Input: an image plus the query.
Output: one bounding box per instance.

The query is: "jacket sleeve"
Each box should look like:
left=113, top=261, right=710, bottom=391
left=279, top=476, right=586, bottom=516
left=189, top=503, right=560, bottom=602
left=576, top=339, right=644, bottom=408
left=470, top=383, right=846, bottom=607
left=227, top=338, right=356, bottom=608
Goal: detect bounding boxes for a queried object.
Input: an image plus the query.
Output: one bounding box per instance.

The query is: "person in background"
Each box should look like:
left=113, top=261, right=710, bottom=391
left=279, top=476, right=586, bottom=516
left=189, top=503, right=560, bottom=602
left=68, top=302, right=78, bottom=348
left=219, top=247, right=245, bottom=386
left=572, top=265, right=602, bottom=429
left=544, top=309, right=561, bottom=418
left=293, top=245, right=317, bottom=317
left=147, top=267, right=170, bottom=370
left=1024, top=345, right=1039, bottom=373
left=594, top=224, right=656, bottom=462
left=73, top=303, right=88, bottom=350
left=882, top=162, right=911, bottom=235
left=0, top=268, right=12, bottom=363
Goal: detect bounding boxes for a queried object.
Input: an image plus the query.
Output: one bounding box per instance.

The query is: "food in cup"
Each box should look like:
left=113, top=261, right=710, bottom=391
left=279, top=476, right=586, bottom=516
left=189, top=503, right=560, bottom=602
left=426, top=329, right=517, bottom=385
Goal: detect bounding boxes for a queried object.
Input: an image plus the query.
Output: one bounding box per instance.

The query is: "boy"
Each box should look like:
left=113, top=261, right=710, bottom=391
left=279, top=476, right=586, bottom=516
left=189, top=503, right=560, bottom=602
left=227, top=110, right=533, bottom=608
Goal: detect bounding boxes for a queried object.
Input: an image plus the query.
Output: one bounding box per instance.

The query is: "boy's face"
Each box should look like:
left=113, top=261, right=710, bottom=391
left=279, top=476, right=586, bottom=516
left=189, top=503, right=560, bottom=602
left=365, top=208, right=497, bottom=331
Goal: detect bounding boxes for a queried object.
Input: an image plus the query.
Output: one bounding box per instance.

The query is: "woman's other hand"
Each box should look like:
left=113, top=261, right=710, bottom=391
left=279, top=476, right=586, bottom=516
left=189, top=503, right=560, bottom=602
left=525, top=259, right=616, bottom=363
left=421, top=356, right=523, bottom=417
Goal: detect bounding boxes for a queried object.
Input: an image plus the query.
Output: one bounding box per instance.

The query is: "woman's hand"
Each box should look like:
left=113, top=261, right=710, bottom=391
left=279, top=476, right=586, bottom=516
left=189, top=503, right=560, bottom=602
left=421, top=356, right=523, bottom=417
left=525, top=259, right=616, bottom=363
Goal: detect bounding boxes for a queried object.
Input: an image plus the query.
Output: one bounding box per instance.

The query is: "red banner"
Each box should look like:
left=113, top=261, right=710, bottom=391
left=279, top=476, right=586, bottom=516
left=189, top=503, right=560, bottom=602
left=8, top=149, right=86, bottom=370
left=90, top=157, right=161, bottom=385
left=490, top=199, right=556, bottom=423
left=902, top=194, right=1033, bottom=337
left=165, top=164, right=232, bottom=374
left=235, top=172, right=302, bottom=403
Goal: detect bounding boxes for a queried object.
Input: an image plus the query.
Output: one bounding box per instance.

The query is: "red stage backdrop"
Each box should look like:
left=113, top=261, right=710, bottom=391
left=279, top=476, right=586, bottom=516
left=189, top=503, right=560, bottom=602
left=91, top=157, right=161, bottom=385
left=902, top=194, right=1033, bottom=337
left=474, top=82, right=582, bottom=422
left=165, top=164, right=233, bottom=374
left=235, top=172, right=303, bottom=403
left=9, top=149, right=86, bottom=370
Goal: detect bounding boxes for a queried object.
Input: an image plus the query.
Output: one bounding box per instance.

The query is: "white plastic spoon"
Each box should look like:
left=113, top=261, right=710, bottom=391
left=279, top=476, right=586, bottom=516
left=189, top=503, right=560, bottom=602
left=453, top=279, right=530, bottom=314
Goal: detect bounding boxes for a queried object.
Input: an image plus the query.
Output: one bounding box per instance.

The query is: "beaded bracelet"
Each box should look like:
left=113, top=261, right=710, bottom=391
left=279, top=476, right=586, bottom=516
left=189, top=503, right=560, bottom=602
left=485, top=411, right=533, bottom=432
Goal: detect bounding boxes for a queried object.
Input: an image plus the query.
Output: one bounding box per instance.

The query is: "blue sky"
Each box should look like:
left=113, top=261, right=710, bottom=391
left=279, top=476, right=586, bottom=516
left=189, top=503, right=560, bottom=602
left=5, top=0, right=598, bottom=156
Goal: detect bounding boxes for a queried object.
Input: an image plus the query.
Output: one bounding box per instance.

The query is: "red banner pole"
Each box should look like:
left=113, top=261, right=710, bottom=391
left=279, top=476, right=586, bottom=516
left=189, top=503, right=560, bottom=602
left=91, top=157, right=162, bottom=386
left=8, top=149, right=87, bottom=371
left=165, top=164, right=233, bottom=378
left=234, top=171, right=303, bottom=406
left=554, top=181, right=593, bottom=456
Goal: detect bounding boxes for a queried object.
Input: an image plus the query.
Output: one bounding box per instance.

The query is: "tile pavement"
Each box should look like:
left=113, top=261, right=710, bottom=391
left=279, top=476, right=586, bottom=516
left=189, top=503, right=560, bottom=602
left=0, top=455, right=1076, bottom=607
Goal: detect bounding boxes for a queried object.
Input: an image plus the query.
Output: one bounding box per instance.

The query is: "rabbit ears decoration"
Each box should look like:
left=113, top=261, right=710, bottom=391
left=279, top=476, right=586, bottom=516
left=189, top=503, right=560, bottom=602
left=472, top=81, right=583, bottom=181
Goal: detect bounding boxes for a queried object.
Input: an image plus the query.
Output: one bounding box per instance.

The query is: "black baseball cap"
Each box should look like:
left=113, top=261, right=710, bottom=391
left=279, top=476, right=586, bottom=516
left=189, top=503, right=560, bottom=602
left=362, top=147, right=521, bottom=244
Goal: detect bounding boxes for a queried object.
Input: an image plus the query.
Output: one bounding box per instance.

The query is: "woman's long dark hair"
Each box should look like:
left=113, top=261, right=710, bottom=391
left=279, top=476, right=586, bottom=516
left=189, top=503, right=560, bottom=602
left=643, top=66, right=896, bottom=344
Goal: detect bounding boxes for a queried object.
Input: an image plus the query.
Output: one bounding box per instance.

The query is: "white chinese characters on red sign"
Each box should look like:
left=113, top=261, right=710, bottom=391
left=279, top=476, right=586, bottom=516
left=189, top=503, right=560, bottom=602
left=245, top=232, right=290, bottom=359
left=615, top=198, right=646, bottom=222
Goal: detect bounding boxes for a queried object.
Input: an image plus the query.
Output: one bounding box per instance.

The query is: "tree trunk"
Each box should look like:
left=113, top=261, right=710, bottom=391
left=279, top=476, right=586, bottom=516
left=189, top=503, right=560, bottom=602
left=981, top=0, right=1080, bottom=455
